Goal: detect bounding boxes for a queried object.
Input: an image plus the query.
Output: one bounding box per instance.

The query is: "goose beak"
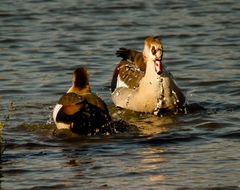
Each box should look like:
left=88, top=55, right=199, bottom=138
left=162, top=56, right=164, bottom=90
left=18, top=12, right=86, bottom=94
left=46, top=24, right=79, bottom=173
left=154, top=59, right=163, bottom=75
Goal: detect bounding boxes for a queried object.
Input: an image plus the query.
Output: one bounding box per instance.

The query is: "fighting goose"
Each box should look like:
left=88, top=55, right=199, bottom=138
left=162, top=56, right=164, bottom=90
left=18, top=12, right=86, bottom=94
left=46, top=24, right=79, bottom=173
left=53, top=67, right=112, bottom=135
left=111, top=36, right=186, bottom=115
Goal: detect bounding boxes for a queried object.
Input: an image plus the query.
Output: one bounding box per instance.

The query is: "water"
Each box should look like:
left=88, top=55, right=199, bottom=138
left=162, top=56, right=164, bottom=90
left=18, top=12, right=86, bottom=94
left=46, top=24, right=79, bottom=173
left=0, top=0, right=240, bottom=189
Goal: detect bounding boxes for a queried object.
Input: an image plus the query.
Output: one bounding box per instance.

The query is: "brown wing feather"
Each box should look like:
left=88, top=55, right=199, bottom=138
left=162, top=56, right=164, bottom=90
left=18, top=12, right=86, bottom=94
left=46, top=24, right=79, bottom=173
left=116, top=48, right=145, bottom=71
left=112, top=48, right=146, bottom=91
left=111, top=61, right=125, bottom=92
left=118, top=60, right=145, bottom=89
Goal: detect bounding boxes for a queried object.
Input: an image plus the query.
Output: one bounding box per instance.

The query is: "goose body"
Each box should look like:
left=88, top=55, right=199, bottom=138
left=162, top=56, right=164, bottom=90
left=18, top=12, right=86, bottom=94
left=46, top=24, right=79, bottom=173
left=53, top=67, right=112, bottom=135
left=111, top=36, right=186, bottom=114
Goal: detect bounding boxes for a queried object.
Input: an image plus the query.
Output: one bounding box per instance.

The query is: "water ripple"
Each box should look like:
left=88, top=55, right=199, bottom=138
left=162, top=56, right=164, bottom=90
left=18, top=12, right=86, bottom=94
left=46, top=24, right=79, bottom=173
left=1, top=0, right=240, bottom=189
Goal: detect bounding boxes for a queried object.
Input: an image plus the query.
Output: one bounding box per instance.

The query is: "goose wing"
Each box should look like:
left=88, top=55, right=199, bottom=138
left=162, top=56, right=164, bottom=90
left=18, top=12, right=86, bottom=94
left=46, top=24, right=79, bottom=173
left=111, top=60, right=145, bottom=92
left=116, top=48, right=145, bottom=71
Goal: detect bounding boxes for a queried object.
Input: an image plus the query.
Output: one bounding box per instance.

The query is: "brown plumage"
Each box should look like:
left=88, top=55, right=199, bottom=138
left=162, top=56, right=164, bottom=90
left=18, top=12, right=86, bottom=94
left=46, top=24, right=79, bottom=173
left=111, top=60, right=145, bottom=91
left=116, top=48, right=145, bottom=71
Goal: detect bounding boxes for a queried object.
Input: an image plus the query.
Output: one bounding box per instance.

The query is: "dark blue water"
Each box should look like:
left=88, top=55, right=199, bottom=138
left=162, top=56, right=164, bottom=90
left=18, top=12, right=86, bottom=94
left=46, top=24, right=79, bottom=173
left=0, top=0, right=240, bottom=189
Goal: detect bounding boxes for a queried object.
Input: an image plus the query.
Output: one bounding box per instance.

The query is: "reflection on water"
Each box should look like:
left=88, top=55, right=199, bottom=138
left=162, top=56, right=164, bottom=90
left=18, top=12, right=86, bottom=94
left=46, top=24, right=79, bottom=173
left=0, top=0, right=240, bottom=189
left=110, top=106, right=174, bottom=134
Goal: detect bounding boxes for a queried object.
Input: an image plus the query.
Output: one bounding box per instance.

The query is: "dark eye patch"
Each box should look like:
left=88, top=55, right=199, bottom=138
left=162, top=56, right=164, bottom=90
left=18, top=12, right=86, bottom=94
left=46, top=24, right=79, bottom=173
left=151, top=46, right=157, bottom=55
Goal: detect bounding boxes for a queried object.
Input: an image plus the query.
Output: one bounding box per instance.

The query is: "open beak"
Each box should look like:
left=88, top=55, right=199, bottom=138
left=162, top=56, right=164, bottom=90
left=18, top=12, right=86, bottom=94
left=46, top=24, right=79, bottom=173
left=154, top=59, right=163, bottom=75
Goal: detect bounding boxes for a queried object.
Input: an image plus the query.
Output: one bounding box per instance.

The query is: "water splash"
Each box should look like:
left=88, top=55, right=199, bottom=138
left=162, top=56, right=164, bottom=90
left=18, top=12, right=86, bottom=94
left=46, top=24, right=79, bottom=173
left=154, top=79, right=164, bottom=115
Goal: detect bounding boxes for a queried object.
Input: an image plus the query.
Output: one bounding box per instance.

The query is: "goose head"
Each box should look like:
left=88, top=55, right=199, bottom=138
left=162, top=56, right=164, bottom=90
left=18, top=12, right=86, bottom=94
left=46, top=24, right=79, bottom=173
left=72, top=67, right=89, bottom=88
left=143, top=36, right=163, bottom=75
left=70, top=67, right=91, bottom=94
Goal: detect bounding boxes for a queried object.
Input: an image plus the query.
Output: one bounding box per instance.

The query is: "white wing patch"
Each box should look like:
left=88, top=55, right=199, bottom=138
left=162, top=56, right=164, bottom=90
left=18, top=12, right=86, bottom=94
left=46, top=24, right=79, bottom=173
left=116, top=75, right=128, bottom=88
left=52, top=104, right=71, bottom=129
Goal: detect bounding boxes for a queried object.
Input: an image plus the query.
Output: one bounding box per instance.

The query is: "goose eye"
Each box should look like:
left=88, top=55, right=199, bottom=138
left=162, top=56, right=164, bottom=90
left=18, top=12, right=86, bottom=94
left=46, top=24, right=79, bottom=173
left=151, top=46, right=157, bottom=55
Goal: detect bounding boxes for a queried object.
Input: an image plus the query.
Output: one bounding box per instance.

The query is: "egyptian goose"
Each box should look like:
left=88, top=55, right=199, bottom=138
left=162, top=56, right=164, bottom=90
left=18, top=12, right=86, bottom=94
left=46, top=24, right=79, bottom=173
left=111, top=36, right=186, bottom=115
left=53, top=67, right=112, bottom=135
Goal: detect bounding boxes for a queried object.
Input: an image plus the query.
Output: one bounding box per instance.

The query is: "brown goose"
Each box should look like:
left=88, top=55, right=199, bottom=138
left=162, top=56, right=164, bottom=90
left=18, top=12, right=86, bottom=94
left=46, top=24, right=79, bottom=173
left=111, top=36, right=186, bottom=115
left=53, top=67, right=112, bottom=135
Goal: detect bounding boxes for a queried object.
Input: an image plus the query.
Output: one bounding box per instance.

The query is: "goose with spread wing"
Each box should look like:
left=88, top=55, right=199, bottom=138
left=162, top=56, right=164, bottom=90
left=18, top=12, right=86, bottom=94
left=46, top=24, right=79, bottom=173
left=111, top=36, right=186, bottom=115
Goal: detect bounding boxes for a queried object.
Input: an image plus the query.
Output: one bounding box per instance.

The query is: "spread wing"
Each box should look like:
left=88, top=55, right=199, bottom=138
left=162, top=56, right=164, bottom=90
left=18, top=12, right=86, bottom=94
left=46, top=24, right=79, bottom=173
left=111, top=48, right=146, bottom=92
left=115, top=48, right=146, bottom=71
left=111, top=60, right=145, bottom=92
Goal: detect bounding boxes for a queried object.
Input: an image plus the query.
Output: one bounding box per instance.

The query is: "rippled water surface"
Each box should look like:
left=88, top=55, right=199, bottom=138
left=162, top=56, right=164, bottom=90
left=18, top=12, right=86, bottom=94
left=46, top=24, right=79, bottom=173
left=0, top=0, right=240, bottom=189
